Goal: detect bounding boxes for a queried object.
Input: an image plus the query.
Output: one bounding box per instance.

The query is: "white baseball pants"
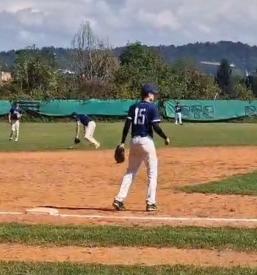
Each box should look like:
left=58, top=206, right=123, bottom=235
left=115, top=136, right=158, bottom=205
left=175, top=112, right=182, bottom=124
left=10, top=120, right=20, bottom=140
left=84, top=121, right=100, bottom=147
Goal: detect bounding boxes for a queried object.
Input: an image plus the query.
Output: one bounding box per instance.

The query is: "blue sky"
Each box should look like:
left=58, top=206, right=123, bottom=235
left=0, top=0, right=256, bottom=51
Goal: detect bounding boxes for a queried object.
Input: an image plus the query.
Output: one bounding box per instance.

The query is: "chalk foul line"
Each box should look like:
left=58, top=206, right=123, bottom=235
left=0, top=210, right=257, bottom=224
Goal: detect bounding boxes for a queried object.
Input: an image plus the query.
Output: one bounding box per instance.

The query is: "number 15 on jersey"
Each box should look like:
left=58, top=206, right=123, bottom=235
left=134, top=108, right=146, bottom=125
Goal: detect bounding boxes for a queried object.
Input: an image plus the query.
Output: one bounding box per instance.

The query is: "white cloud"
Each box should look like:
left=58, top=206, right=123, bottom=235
left=196, top=24, right=211, bottom=34
left=138, top=10, right=181, bottom=30
left=16, top=8, right=45, bottom=27
left=0, top=0, right=257, bottom=50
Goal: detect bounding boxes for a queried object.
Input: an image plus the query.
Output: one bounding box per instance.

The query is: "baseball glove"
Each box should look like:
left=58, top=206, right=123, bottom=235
left=114, top=145, right=125, bottom=163
left=74, top=137, right=81, bottom=144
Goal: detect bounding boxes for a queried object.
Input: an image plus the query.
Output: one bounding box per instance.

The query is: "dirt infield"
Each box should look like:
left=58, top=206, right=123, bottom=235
left=1, top=147, right=257, bottom=267
left=1, top=146, right=257, bottom=223
left=1, top=244, right=257, bottom=267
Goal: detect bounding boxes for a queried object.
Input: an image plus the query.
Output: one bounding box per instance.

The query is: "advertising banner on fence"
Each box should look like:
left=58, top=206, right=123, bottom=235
left=164, top=100, right=257, bottom=121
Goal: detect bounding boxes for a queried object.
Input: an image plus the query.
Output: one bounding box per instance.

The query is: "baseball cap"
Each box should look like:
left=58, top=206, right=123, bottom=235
left=142, top=83, right=159, bottom=95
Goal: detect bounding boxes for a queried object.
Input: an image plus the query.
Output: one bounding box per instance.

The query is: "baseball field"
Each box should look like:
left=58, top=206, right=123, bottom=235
left=0, top=122, right=257, bottom=274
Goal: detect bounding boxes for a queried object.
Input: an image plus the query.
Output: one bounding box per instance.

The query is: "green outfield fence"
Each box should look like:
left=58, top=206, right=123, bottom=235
left=0, top=100, right=12, bottom=116
left=164, top=100, right=257, bottom=121
left=1, top=99, right=257, bottom=121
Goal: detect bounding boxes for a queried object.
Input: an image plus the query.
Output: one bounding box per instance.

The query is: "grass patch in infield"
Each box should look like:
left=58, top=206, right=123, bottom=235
left=180, top=170, right=257, bottom=196
left=0, top=122, right=257, bottom=151
left=0, top=223, right=257, bottom=251
left=0, top=263, right=257, bottom=275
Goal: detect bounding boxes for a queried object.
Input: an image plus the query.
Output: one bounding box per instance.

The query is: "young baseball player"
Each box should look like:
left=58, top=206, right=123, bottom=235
left=113, top=83, right=170, bottom=212
left=8, top=102, right=22, bottom=142
left=175, top=102, right=183, bottom=125
left=71, top=112, right=100, bottom=149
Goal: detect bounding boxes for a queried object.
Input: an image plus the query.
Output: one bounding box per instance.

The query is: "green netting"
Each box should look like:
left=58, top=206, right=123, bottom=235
left=0, top=101, right=11, bottom=115
left=164, top=100, right=257, bottom=121
left=39, top=99, right=137, bottom=117
left=1, top=100, right=257, bottom=120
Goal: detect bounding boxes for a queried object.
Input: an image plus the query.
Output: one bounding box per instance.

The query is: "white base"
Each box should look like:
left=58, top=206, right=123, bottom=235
left=25, top=207, right=59, bottom=216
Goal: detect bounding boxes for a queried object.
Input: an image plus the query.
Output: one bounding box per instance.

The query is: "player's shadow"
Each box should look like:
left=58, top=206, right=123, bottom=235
left=38, top=205, right=145, bottom=213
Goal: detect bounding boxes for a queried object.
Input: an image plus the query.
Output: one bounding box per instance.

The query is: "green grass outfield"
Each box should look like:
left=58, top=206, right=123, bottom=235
left=0, top=122, right=257, bottom=151
left=0, top=263, right=256, bottom=275
left=180, top=170, right=257, bottom=196
left=1, top=224, right=257, bottom=274
left=1, top=223, right=257, bottom=251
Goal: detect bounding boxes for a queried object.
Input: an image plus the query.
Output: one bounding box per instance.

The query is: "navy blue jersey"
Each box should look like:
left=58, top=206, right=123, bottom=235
left=9, top=107, right=22, bottom=120
left=175, top=105, right=182, bottom=113
left=75, top=114, right=92, bottom=126
left=127, top=101, right=161, bottom=138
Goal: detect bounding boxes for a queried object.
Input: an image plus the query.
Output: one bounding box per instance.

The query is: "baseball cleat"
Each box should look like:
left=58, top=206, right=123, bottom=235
left=113, top=200, right=125, bottom=211
left=95, top=142, right=101, bottom=149
left=146, top=204, right=157, bottom=212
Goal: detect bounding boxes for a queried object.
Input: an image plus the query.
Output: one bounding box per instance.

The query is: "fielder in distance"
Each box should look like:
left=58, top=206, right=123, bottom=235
left=71, top=112, right=100, bottom=149
left=8, top=102, right=22, bottom=142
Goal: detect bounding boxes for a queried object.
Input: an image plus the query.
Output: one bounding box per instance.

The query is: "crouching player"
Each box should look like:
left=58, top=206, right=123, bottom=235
left=71, top=112, right=100, bottom=149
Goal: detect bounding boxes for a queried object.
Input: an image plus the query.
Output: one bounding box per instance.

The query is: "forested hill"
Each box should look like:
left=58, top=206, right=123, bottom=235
left=116, top=41, right=257, bottom=74
left=1, top=41, right=257, bottom=74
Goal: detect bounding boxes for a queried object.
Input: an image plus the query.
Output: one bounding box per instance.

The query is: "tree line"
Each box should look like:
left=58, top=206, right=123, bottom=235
left=0, top=22, right=256, bottom=101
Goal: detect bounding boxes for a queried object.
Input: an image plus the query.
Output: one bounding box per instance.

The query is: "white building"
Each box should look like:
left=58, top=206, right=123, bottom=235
left=0, top=71, right=12, bottom=83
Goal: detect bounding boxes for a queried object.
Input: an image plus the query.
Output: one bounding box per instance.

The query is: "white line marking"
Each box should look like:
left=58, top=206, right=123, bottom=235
left=0, top=210, right=257, bottom=224
left=58, top=214, right=257, bottom=223
left=0, top=211, right=23, bottom=215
